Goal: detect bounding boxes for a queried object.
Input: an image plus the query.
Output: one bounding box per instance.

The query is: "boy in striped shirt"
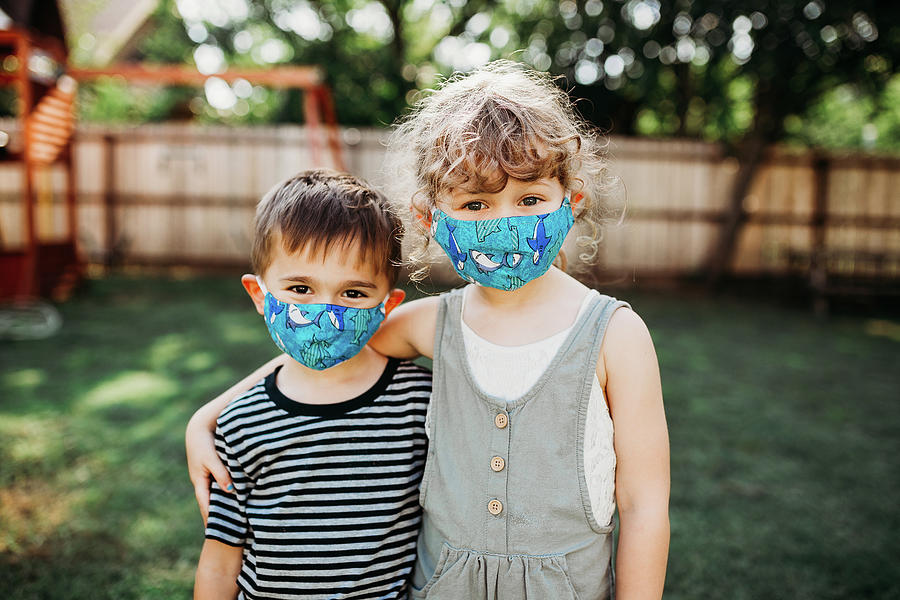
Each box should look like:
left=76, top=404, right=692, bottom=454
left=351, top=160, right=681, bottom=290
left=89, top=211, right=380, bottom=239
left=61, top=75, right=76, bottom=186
left=194, top=170, right=431, bottom=600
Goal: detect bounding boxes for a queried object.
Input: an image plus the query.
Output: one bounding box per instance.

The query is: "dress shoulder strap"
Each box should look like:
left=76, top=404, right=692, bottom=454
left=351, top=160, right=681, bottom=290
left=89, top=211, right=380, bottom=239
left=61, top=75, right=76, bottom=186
left=570, top=293, right=631, bottom=386
left=433, top=287, right=466, bottom=367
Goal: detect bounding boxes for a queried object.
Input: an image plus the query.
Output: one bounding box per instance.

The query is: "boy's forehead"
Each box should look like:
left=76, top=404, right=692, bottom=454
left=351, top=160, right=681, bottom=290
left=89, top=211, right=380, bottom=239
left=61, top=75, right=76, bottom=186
left=268, top=232, right=389, bottom=283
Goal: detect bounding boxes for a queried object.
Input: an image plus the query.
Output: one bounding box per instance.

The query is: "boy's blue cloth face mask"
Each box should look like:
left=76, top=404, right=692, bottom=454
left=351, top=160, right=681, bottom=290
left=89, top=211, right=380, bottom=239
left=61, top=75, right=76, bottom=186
left=257, top=279, right=386, bottom=370
left=431, top=196, right=575, bottom=290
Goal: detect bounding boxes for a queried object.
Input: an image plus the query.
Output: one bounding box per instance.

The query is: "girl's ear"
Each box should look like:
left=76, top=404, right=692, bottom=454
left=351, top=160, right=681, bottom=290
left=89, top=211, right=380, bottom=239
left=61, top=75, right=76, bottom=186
left=241, top=274, right=266, bottom=316
left=410, top=197, right=433, bottom=230
left=571, top=192, right=584, bottom=216
left=414, top=211, right=433, bottom=229
left=384, top=289, right=406, bottom=316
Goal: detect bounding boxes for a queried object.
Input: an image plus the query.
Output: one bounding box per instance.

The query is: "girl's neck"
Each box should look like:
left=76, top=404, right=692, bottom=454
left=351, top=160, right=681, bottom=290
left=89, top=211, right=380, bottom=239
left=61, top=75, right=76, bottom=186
left=463, top=267, right=590, bottom=346
left=469, top=267, right=582, bottom=308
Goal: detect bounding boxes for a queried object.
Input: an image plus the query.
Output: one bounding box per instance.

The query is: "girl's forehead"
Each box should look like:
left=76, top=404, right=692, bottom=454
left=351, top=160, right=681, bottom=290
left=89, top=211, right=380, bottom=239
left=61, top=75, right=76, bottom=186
left=446, top=175, right=563, bottom=196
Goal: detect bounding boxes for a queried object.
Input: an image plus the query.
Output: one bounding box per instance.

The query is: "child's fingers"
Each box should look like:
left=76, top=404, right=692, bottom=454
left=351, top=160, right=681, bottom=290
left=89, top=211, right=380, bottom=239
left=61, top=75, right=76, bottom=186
left=193, top=474, right=212, bottom=524
left=209, top=460, right=234, bottom=496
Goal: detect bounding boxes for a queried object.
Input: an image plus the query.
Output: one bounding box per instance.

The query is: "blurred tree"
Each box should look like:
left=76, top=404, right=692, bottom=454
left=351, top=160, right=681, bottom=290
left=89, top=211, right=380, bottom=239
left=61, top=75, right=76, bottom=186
left=76, top=1, right=898, bottom=154
left=74, top=0, right=485, bottom=125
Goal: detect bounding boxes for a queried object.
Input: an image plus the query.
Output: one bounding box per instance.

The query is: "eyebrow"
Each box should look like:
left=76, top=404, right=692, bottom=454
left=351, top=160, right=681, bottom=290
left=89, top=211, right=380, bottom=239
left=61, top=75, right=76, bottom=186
left=280, top=276, right=378, bottom=289
left=454, top=180, right=556, bottom=196
left=341, top=280, right=379, bottom=289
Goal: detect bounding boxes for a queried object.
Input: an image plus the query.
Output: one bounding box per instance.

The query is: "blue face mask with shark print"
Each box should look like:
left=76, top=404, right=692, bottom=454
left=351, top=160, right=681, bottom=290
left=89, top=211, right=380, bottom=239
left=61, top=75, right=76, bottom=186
left=256, top=278, right=386, bottom=370
left=430, top=196, right=575, bottom=291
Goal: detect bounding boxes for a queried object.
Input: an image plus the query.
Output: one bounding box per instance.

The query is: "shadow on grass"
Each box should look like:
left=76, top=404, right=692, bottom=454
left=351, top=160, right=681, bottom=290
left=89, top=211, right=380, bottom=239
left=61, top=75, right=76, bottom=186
left=0, top=274, right=273, bottom=598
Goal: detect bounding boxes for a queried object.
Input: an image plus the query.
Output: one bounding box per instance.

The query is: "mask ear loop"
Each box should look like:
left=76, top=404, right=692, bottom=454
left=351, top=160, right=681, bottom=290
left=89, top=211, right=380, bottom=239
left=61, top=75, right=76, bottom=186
left=255, top=276, right=269, bottom=295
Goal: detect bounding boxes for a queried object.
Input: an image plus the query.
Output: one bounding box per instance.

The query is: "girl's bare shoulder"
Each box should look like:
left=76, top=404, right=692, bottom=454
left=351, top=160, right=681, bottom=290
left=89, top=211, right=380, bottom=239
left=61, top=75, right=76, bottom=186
left=596, top=305, right=658, bottom=386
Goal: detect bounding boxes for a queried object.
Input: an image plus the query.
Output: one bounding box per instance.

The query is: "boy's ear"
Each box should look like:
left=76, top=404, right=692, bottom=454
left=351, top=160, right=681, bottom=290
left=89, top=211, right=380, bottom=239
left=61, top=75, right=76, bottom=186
left=384, top=288, right=406, bottom=316
left=241, top=274, right=266, bottom=316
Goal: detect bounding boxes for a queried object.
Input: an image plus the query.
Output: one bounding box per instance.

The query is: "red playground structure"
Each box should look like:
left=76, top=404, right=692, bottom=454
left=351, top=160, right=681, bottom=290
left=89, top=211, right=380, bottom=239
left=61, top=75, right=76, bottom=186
left=0, top=3, right=80, bottom=301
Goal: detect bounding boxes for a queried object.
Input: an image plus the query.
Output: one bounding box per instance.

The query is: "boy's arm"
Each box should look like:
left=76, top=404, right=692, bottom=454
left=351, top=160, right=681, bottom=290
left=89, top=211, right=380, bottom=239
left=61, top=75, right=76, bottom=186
left=186, top=353, right=288, bottom=520
left=602, top=309, right=670, bottom=600
left=369, top=295, right=440, bottom=360
left=194, top=539, right=242, bottom=600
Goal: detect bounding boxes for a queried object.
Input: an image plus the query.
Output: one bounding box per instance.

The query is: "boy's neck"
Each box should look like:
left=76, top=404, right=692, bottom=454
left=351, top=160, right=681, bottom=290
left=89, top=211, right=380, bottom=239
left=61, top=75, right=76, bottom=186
left=275, top=345, right=390, bottom=405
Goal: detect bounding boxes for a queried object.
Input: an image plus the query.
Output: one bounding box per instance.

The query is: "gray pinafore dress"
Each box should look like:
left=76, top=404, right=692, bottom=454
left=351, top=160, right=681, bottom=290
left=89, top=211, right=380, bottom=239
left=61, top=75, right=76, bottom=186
left=410, top=288, right=629, bottom=599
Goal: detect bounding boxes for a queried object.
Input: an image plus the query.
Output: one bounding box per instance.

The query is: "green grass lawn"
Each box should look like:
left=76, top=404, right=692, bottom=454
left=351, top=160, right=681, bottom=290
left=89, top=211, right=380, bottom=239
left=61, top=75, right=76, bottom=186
left=1, top=274, right=898, bottom=599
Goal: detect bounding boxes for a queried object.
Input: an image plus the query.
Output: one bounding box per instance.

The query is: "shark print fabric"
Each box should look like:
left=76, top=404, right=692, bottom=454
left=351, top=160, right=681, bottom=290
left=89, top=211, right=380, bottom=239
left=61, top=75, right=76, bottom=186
left=257, top=279, right=386, bottom=370
left=431, top=196, right=575, bottom=290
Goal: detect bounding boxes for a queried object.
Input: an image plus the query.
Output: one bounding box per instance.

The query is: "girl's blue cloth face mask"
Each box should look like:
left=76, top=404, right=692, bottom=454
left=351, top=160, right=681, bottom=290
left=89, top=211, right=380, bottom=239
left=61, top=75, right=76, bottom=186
left=257, top=279, right=386, bottom=370
left=431, top=196, right=575, bottom=290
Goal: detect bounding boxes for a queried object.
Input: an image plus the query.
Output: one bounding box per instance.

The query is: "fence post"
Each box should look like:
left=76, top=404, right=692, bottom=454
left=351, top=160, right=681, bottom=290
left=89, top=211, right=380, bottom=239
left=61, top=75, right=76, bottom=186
left=810, top=155, right=829, bottom=316
left=103, top=134, right=118, bottom=268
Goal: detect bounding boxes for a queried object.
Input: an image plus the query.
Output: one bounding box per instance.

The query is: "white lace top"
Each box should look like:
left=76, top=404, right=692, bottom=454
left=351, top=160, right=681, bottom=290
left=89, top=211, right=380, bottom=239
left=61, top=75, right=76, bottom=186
left=425, top=289, right=617, bottom=527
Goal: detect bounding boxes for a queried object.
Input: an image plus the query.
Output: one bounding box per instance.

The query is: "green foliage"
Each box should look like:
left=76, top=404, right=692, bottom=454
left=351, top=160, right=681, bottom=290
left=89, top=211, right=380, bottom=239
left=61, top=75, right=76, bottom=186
left=784, top=74, right=900, bottom=150
left=77, top=79, right=195, bottom=123
left=1, top=275, right=899, bottom=597
left=67, top=0, right=900, bottom=150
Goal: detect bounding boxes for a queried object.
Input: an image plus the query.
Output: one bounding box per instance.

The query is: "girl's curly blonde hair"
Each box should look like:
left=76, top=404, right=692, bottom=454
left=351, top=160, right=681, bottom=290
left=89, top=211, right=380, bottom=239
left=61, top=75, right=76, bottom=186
left=385, top=60, right=621, bottom=282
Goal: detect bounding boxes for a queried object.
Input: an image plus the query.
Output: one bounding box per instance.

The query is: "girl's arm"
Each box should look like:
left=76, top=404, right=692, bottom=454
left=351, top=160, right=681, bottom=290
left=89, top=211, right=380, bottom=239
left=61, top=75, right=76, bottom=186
left=194, top=539, right=242, bottom=600
left=602, top=308, right=670, bottom=600
left=368, top=295, right=440, bottom=360
left=186, top=354, right=289, bottom=521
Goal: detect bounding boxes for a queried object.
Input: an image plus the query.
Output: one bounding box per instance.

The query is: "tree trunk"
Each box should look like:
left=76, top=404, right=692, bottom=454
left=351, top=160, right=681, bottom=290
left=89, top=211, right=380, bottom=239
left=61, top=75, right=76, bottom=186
left=705, top=83, right=781, bottom=288
left=675, top=62, right=691, bottom=137
left=704, top=134, right=768, bottom=287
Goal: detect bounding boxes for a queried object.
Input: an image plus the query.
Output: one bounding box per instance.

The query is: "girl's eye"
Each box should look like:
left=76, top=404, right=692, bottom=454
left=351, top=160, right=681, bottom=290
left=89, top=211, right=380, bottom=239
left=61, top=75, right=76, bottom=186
left=521, top=196, right=542, bottom=207
left=463, top=201, right=485, bottom=211
left=288, top=285, right=310, bottom=295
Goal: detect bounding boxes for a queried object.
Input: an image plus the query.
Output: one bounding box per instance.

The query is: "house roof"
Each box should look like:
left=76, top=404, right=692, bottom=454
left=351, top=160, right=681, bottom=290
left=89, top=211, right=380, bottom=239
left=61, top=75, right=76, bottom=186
left=58, top=0, right=159, bottom=65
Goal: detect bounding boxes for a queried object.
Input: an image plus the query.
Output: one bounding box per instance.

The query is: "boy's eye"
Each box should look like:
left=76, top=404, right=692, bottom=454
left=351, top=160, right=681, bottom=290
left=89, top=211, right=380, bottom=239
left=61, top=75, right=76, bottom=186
left=343, top=290, right=367, bottom=299
left=463, top=201, right=485, bottom=211
left=288, top=285, right=310, bottom=295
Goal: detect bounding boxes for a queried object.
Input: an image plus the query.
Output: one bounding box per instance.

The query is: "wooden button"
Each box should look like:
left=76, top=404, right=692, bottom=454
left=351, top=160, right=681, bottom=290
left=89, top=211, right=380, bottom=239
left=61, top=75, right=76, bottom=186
left=487, top=499, right=503, bottom=515
left=490, top=456, right=505, bottom=472
left=494, top=413, right=508, bottom=429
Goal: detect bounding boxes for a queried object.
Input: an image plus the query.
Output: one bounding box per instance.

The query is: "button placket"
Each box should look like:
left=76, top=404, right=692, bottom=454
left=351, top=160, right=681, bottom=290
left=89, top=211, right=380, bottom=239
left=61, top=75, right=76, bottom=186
left=485, top=408, right=510, bottom=554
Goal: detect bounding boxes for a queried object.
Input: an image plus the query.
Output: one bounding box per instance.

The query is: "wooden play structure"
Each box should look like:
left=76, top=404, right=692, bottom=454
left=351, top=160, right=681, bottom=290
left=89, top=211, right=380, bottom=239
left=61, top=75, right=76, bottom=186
left=0, top=23, right=80, bottom=301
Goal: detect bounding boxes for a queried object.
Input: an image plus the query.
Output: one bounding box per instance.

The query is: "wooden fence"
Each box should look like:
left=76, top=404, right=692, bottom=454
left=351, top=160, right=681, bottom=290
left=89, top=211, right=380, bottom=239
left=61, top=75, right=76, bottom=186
left=1, top=122, right=898, bottom=288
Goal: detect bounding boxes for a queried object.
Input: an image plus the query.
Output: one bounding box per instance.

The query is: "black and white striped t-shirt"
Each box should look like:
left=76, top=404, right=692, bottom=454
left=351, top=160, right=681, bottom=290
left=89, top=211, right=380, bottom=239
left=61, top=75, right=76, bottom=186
left=205, top=358, right=431, bottom=599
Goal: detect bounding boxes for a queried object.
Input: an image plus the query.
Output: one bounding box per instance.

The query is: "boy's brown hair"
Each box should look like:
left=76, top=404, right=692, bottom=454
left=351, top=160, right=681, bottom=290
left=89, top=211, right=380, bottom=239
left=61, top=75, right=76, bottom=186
left=251, top=169, right=402, bottom=285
